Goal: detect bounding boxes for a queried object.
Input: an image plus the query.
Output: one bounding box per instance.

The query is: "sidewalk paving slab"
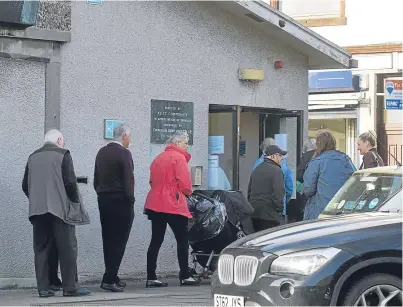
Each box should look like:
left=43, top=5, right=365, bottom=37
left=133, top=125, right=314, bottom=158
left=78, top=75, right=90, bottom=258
left=0, top=279, right=212, bottom=306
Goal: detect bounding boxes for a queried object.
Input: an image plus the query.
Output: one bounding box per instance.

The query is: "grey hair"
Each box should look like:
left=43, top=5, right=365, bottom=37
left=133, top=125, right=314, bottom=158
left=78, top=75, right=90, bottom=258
left=113, top=123, right=131, bottom=141
left=44, top=129, right=63, bottom=145
left=167, top=131, right=189, bottom=144
left=303, top=138, right=317, bottom=153
left=260, top=137, right=276, bottom=152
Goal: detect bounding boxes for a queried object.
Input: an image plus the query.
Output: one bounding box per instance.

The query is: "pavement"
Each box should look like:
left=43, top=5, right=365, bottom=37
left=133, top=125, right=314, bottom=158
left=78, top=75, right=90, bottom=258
left=0, top=279, right=212, bottom=306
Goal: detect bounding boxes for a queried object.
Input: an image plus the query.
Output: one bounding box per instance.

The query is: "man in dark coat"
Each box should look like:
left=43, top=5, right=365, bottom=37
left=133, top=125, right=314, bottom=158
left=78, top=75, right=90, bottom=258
left=248, top=145, right=286, bottom=232
left=22, top=129, right=90, bottom=298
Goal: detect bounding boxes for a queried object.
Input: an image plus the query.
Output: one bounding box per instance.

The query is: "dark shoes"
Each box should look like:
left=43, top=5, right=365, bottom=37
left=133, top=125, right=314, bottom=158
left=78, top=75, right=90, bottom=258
left=146, top=280, right=168, bottom=288
left=38, top=290, right=55, bottom=298
left=100, top=282, right=125, bottom=292
left=145, top=277, right=198, bottom=287
left=63, top=287, right=91, bottom=297
left=50, top=284, right=61, bottom=292
left=49, top=279, right=62, bottom=292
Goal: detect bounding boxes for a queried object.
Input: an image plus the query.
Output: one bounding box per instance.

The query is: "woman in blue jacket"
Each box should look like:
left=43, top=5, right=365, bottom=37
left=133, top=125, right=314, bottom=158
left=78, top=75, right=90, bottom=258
left=302, top=130, right=356, bottom=220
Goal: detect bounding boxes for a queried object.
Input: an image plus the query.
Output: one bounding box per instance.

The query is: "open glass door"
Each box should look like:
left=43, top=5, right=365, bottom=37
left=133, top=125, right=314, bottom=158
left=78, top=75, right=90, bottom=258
left=208, top=105, right=240, bottom=190
left=258, top=109, right=304, bottom=167
left=240, top=106, right=304, bottom=200
left=209, top=105, right=304, bottom=194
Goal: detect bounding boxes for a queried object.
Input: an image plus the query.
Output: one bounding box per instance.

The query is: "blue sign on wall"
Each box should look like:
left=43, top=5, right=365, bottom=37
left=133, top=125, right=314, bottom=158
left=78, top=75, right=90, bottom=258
left=104, top=119, right=123, bottom=139
left=309, top=70, right=360, bottom=94
left=385, top=80, right=402, bottom=110
left=87, top=0, right=103, bottom=5
left=386, top=100, right=402, bottom=110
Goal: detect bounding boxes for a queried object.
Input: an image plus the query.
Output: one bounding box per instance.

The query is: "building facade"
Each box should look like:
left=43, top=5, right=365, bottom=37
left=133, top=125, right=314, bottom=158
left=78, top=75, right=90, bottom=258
left=266, top=0, right=403, bottom=166
left=0, top=1, right=352, bottom=286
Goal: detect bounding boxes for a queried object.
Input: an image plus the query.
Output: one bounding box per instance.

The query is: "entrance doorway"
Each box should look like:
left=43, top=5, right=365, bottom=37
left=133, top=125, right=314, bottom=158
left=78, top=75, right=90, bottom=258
left=208, top=105, right=303, bottom=197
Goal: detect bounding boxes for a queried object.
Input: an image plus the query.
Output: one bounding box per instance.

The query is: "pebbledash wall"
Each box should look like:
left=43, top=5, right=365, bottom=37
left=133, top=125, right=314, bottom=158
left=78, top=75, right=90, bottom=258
left=0, top=1, right=309, bottom=286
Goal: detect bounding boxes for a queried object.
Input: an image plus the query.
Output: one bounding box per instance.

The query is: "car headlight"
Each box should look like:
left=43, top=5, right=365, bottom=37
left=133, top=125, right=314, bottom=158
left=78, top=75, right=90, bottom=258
left=270, top=247, right=341, bottom=276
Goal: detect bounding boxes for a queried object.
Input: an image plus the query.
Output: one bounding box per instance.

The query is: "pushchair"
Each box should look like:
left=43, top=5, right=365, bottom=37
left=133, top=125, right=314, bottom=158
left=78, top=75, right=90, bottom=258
left=186, top=190, right=254, bottom=280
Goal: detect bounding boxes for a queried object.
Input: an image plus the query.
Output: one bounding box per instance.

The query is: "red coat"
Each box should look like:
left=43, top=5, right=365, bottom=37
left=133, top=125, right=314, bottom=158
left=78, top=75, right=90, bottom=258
left=144, top=144, right=192, bottom=218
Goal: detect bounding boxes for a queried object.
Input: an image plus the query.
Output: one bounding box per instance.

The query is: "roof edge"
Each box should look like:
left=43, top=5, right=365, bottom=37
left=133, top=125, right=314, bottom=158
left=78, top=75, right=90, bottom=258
left=254, top=1, right=351, bottom=56
left=234, top=0, right=352, bottom=68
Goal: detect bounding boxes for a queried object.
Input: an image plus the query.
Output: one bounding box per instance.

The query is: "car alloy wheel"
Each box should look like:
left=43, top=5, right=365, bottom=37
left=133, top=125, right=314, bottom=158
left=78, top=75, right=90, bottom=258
left=354, top=285, right=402, bottom=306
left=343, top=273, right=402, bottom=307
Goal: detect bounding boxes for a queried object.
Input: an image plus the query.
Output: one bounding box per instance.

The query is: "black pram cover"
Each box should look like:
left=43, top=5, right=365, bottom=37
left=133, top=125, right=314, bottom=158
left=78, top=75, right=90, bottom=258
left=193, top=190, right=254, bottom=234
left=187, top=194, right=227, bottom=244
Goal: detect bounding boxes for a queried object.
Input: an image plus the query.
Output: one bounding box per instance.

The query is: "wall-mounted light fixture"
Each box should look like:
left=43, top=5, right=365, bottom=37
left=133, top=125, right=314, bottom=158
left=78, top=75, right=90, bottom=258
left=238, top=68, right=264, bottom=81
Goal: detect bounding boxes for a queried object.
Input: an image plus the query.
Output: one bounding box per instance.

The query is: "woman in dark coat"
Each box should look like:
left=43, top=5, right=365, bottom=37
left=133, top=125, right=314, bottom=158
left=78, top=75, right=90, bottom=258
left=291, top=139, right=317, bottom=222
left=297, top=138, right=317, bottom=183
left=357, top=131, right=385, bottom=169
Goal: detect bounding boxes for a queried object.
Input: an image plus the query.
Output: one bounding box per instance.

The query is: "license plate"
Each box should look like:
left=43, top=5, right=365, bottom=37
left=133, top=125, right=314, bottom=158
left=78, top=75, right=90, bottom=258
left=214, top=294, right=245, bottom=307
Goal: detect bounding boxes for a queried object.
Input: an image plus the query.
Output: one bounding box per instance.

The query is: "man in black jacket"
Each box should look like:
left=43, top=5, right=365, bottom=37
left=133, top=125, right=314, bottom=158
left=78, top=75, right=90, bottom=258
left=248, top=145, right=286, bottom=232
left=94, top=123, right=135, bottom=292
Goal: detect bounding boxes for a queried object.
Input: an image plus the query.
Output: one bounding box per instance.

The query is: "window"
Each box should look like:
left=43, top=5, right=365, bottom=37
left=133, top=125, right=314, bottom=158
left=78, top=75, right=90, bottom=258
left=308, top=119, right=347, bottom=153
left=270, top=0, right=347, bottom=27
left=322, top=173, right=402, bottom=215
left=379, top=190, right=403, bottom=213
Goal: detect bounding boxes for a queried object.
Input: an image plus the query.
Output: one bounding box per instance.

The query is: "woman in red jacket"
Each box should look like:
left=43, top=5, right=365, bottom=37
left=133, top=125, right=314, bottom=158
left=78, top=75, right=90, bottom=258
left=144, top=131, right=198, bottom=287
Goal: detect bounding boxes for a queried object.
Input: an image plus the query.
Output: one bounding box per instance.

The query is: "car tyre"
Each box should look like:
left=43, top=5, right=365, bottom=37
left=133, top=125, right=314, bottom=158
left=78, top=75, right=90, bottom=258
left=342, top=273, right=402, bottom=306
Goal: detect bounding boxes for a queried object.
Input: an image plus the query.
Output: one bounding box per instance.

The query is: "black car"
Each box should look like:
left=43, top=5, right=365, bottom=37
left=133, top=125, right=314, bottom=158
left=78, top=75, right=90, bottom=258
left=211, top=212, right=402, bottom=306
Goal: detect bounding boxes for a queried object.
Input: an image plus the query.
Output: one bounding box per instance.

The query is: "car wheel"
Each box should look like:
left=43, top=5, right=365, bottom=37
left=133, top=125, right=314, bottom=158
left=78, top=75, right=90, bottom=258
left=342, top=273, right=402, bottom=306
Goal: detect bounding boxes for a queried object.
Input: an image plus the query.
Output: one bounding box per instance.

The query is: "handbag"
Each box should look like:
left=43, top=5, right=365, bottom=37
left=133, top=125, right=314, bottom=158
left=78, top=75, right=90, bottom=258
left=65, top=190, right=91, bottom=226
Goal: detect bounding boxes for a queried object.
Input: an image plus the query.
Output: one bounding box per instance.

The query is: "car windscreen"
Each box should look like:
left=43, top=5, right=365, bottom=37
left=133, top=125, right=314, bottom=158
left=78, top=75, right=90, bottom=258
left=322, top=172, right=402, bottom=215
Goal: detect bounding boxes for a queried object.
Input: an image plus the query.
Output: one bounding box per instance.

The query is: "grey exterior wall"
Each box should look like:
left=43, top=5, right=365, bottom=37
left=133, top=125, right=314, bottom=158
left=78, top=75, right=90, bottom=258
left=0, top=58, right=45, bottom=281
left=59, top=1, right=309, bottom=279
left=36, top=0, right=71, bottom=31
left=0, top=1, right=309, bottom=284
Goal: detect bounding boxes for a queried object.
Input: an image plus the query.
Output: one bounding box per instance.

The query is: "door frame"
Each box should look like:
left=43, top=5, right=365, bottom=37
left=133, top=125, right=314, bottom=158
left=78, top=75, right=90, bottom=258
left=209, top=105, right=304, bottom=190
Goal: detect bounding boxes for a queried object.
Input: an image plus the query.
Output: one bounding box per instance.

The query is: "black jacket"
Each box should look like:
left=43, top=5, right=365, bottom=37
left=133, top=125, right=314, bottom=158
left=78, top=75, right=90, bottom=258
left=296, top=150, right=315, bottom=183
left=247, top=158, right=285, bottom=223
left=359, top=149, right=384, bottom=169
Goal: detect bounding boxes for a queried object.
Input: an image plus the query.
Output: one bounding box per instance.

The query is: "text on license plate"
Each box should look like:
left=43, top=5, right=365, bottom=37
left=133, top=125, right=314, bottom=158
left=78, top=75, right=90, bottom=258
left=214, top=294, right=245, bottom=307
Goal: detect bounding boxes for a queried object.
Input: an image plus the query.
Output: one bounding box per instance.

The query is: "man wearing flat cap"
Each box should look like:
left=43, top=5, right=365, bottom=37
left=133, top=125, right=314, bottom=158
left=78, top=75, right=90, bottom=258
left=247, top=145, right=286, bottom=232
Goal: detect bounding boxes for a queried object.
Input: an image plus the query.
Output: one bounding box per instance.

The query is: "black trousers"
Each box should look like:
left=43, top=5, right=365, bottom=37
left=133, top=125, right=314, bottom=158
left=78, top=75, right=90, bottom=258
left=48, top=242, right=62, bottom=286
left=31, top=214, right=78, bottom=292
left=251, top=218, right=280, bottom=232
left=146, top=211, right=189, bottom=280
left=48, top=243, right=78, bottom=286
left=98, top=193, right=134, bottom=284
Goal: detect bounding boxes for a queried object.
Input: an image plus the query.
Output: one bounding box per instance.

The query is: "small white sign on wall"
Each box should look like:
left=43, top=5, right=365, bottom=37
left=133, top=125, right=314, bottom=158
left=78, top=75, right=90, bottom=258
left=208, top=136, right=224, bottom=154
left=275, top=134, right=288, bottom=152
